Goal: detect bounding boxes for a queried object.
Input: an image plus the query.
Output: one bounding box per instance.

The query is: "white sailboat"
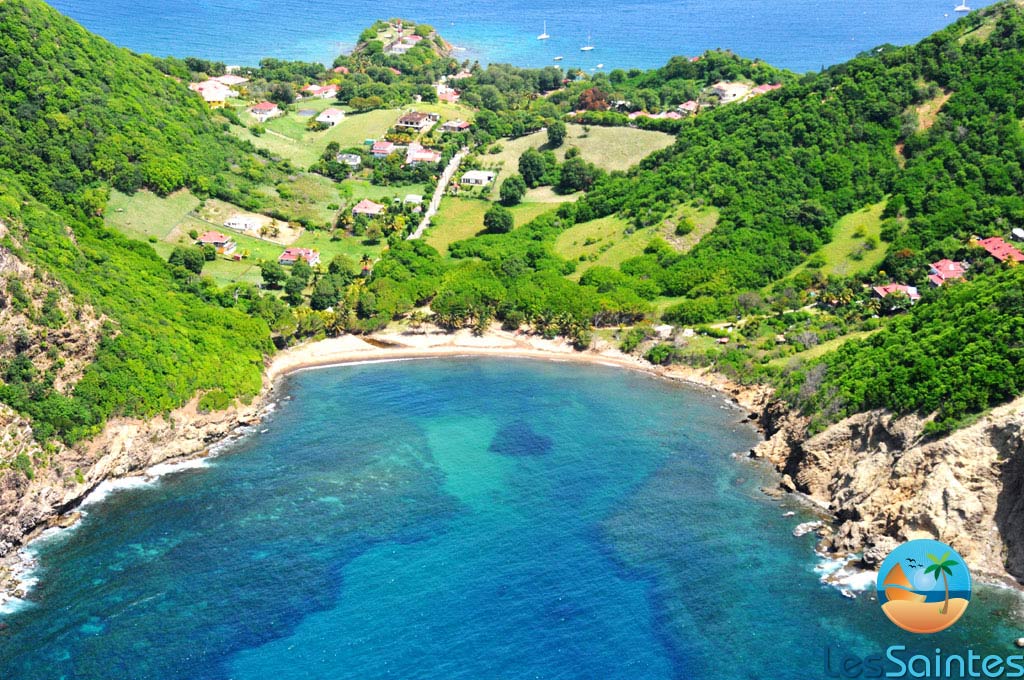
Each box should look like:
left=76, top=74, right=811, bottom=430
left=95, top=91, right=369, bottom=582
left=538, top=21, right=550, bottom=40
left=553, top=56, right=563, bottom=61
left=580, top=32, right=594, bottom=51
left=954, top=2, right=970, bottom=11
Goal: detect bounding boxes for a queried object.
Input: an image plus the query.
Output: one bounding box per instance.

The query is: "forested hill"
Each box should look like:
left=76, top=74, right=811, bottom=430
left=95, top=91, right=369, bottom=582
left=0, top=0, right=272, bottom=444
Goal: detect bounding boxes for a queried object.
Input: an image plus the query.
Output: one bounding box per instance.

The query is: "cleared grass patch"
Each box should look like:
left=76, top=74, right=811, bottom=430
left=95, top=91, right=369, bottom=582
left=105, top=189, right=198, bottom=241
left=660, top=204, right=719, bottom=253
left=231, top=108, right=402, bottom=168
left=425, top=197, right=554, bottom=255
left=768, top=329, right=880, bottom=368
left=483, top=124, right=674, bottom=195
left=554, top=215, right=657, bottom=279
left=914, top=89, right=952, bottom=132
left=788, top=202, right=889, bottom=280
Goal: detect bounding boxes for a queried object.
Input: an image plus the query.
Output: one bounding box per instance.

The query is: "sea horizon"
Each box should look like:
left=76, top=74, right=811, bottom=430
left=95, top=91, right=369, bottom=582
left=50, top=0, right=998, bottom=73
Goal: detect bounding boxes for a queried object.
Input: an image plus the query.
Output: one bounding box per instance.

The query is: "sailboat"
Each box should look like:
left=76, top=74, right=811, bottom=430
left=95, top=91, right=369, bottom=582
left=553, top=56, right=563, bottom=61
left=580, top=32, right=594, bottom=51
left=954, top=2, right=970, bottom=11
left=538, top=21, right=550, bottom=40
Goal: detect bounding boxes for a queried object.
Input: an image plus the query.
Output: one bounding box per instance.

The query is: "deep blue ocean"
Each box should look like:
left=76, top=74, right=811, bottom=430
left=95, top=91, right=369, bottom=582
left=49, top=0, right=996, bottom=73
left=1, top=359, right=1022, bottom=679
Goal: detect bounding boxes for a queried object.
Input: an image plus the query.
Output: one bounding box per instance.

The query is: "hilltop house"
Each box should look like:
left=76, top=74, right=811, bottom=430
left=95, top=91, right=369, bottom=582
left=460, top=170, right=496, bottom=187
left=278, top=248, right=320, bottom=266
left=450, top=70, right=473, bottom=80
left=371, top=140, right=396, bottom=158
left=337, top=153, right=362, bottom=168
left=396, top=111, right=439, bottom=132
left=188, top=80, right=233, bottom=108
left=442, top=119, right=471, bottom=133
left=214, top=74, right=249, bottom=87
left=333, top=66, right=350, bottom=74
left=301, top=84, right=339, bottom=100
left=224, top=214, right=261, bottom=232
left=437, top=85, right=460, bottom=103
left=249, top=101, right=282, bottom=123
left=928, top=259, right=968, bottom=286
left=678, top=100, right=700, bottom=115
left=873, top=283, right=921, bottom=302
left=711, top=81, right=751, bottom=104
left=316, top=108, right=345, bottom=126
left=406, top=143, right=442, bottom=165
left=976, top=236, right=1024, bottom=263
left=196, top=231, right=236, bottom=255
left=352, top=199, right=386, bottom=217
left=751, top=83, right=783, bottom=96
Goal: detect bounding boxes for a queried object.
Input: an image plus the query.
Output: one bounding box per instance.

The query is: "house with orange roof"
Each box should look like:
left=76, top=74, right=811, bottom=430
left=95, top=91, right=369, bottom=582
left=196, top=231, right=236, bottom=255
left=278, top=248, right=320, bottom=266
left=352, top=199, right=386, bottom=217
left=927, top=259, right=968, bottom=286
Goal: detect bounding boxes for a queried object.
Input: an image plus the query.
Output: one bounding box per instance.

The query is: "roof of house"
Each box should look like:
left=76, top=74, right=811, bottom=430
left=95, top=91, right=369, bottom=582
left=353, top=199, right=386, bottom=214
left=752, top=83, right=783, bottom=95
left=679, top=100, right=699, bottom=112
left=250, top=101, right=279, bottom=112
left=977, top=236, right=1024, bottom=263
left=279, top=247, right=319, bottom=262
left=317, top=108, right=345, bottom=119
left=372, top=141, right=395, bottom=153
left=388, top=67, right=402, bottom=75
left=214, top=74, right=248, bottom=86
left=443, top=119, right=471, bottom=129
left=873, top=283, right=921, bottom=300
left=928, top=259, right=968, bottom=286
left=461, top=170, right=496, bottom=182
left=197, top=231, right=232, bottom=244
left=398, top=111, right=431, bottom=124
left=451, top=70, right=473, bottom=80
left=333, top=66, right=350, bottom=74
left=438, top=89, right=460, bottom=103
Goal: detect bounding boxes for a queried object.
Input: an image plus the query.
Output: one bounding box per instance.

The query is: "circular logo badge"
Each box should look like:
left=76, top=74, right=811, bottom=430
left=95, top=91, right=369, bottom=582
left=876, top=539, right=971, bottom=634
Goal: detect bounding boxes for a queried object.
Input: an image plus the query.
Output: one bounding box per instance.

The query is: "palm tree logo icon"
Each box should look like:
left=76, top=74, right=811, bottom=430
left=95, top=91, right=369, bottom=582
left=876, top=540, right=971, bottom=634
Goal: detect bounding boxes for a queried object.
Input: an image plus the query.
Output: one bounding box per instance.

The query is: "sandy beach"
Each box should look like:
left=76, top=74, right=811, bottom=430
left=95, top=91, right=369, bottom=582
left=265, top=325, right=771, bottom=413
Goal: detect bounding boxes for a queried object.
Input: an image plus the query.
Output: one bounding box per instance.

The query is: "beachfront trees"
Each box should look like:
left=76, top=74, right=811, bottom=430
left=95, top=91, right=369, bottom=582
left=499, top=175, right=527, bottom=206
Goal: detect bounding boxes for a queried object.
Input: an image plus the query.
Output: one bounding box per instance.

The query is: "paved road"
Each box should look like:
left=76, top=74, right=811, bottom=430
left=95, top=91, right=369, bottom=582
left=408, top=147, right=467, bottom=240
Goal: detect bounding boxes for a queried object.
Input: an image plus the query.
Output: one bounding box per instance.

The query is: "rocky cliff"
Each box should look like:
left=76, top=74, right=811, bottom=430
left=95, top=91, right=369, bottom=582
left=754, top=395, right=1024, bottom=584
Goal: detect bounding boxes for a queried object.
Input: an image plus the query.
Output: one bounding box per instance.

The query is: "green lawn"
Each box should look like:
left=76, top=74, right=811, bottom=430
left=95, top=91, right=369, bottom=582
left=660, top=205, right=719, bottom=253
left=425, top=197, right=554, bottom=255
left=787, top=201, right=889, bottom=280
left=483, top=124, right=675, bottom=195
left=230, top=108, right=402, bottom=168
left=767, top=329, right=880, bottom=368
left=342, top=180, right=428, bottom=204
left=105, top=189, right=199, bottom=241
left=555, top=215, right=655, bottom=279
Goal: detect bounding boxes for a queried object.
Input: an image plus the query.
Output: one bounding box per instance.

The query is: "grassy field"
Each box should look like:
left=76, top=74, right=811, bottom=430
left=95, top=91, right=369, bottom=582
left=106, top=189, right=199, bottom=241
left=425, top=197, right=554, bottom=255
left=483, top=124, right=675, bottom=195
left=816, top=202, right=889, bottom=277
left=342, top=180, right=428, bottom=204
left=767, top=329, right=880, bottom=369
left=660, top=205, right=719, bottom=253
left=105, top=187, right=383, bottom=287
left=554, top=215, right=656, bottom=279
left=231, top=108, right=401, bottom=168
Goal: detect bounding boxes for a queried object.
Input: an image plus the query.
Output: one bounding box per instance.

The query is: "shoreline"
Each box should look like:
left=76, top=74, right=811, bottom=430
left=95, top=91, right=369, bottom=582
left=0, top=326, right=769, bottom=610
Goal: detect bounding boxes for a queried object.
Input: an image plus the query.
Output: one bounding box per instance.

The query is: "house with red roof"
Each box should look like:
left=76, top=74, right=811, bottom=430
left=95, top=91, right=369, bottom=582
left=928, top=259, right=968, bottom=286
left=406, top=143, right=442, bottom=165
left=189, top=79, right=233, bottom=108
left=396, top=111, right=439, bottom=131
left=873, top=283, right=921, bottom=302
left=751, top=83, right=783, bottom=96
left=278, top=248, right=320, bottom=267
left=437, top=87, right=461, bottom=103
left=678, top=100, right=700, bottom=114
left=352, top=199, right=386, bottom=217
left=371, top=140, right=396, bottom=158
left=442, top=119, right=471, bottom=133
left=333, top=66, right=350, bottom=74
left=249, top=101, right=282, bottom=123
left=976, top=236, right=1024, bottom=263
left=301, top=84, right=339, bottom=100
left=196, top=231, right=236, bottom=255
left=388, top=67, right=403, bottom=76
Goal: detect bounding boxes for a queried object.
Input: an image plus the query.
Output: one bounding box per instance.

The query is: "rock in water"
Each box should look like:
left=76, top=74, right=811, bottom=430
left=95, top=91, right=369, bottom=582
left=489, top=420, right=554, bottom=457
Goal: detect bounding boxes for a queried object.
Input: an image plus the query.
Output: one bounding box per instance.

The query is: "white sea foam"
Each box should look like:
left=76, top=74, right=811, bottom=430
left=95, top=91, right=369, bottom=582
left=816, top=554, right=876, bottom=597
left=79, top=475, right=153, bottom=507
left=146, top=457, right=210, bottom=477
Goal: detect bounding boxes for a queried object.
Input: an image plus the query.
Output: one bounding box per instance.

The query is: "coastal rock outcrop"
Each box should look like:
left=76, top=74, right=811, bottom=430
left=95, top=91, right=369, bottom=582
left=755, top=395, right=1024, bottom=584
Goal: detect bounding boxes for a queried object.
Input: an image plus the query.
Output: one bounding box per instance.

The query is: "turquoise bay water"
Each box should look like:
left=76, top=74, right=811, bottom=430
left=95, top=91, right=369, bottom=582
left=49, top=0, right=996, bottom=73
left=1, top=359, right=1022, bottom=679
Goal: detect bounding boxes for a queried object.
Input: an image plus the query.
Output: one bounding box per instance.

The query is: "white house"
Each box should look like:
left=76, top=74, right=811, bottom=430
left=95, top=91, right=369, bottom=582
left=337, top=153, right=362, bottom=168
left=224, top=214, right=261, bottom=232
left=316, top=108, right=345, bottom=126
left=249, top=101, right=282, bottom=123
left=460, top=170, right=496, bottom=187
left=711, top=81, right=751, bottom=104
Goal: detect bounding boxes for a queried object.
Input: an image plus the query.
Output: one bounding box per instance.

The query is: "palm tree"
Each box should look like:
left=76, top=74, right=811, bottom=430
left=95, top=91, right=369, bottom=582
left=925, top=551, right=959, bottom=615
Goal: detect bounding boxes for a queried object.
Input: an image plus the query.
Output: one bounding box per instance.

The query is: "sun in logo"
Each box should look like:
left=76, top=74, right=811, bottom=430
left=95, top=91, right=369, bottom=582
left=876, top=539, right=971, bottom=634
